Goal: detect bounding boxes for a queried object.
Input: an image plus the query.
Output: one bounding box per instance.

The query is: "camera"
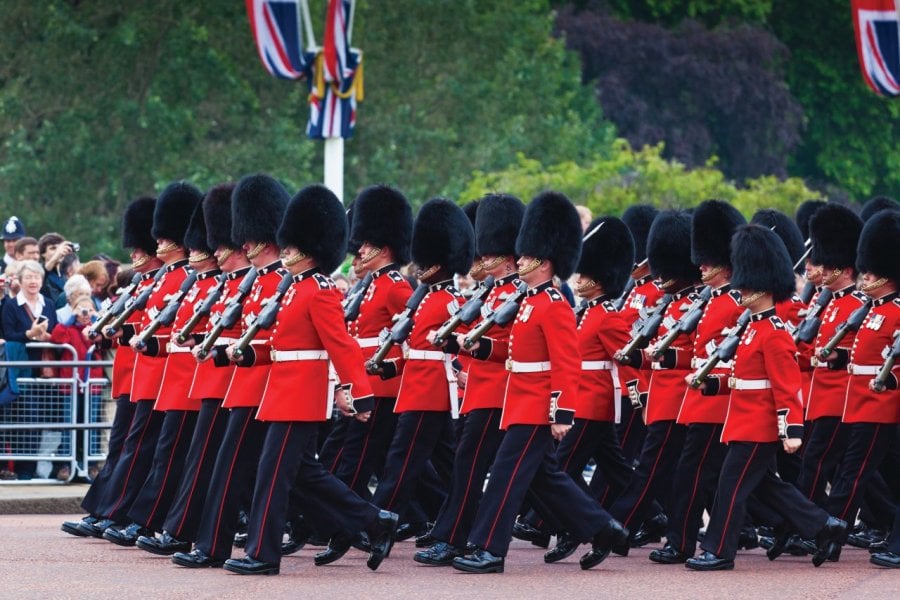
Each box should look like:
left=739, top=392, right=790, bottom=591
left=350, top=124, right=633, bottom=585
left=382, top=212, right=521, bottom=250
left=67, top=242, right=81, bottom=253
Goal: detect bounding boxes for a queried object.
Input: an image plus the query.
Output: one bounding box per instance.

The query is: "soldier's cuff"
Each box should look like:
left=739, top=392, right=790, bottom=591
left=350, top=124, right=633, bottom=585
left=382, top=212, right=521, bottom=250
left=886, top=373, right=898, bottom=391
left=235, top=346, right=256, bottom=367
left=701, top=376, right=721, bottom=396
left=658, top=348, right=677, bottom=370
left=827, top=348, right=849, bottom=370
left=379, top=359, right=399, bottom=380
left=212, top=347, right=230, bottom=367
left=143, top=336, right=162, bottom=357
left=352, top=393, right=375, bottom=414
left=776, top=408, right=803, bottom=440
left=550, top=407, right=575, bottom=425
left=120, top=324, right=136, bottom=344
left=470, top=337, right=493, bottom=361
left=191, top=334, right=205, bottom=346
left=443, top=337, right=461, bottom=354
left=627, top=349, right=644, bottom=369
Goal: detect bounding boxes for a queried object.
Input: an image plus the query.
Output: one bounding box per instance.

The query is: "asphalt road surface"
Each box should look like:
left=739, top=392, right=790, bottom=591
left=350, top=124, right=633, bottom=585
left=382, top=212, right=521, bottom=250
left=1, top=514, right=896, bottom=599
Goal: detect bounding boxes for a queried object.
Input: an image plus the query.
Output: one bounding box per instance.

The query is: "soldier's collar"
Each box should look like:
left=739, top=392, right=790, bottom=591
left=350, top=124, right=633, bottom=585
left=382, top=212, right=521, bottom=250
left=428, top=278, right=454, bottom=292
left=587, top=294, right=610, bottom=308
left=140, top=271, right=155, bottom=281
left=831, top=284, right=857, bottom=299
left=165, top=258, right=190, bottom=272
left=494, top=273, right=519, bottom=287
left=293, top=267, right=320, bottom=282
left=872, top=291, right=898, bottom=306
left=372, top=263, right=399, bottom=279
left=527, top=280, right=554, bottom=296
left=226, top=266, right=252, bottom=280
left=712, top=283, right=731, bottom=297
left=257, top=260, right=282, bottom=276
left=751, top=307, right=777, bottom=321
left=633, top=273, right=652, bottom=286
left=196, top=268, right=221, bottom=280
left=672, top=285, right=696, bottom=300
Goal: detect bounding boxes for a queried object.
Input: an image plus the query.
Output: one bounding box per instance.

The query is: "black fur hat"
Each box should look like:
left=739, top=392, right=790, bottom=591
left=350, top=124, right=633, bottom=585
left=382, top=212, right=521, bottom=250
left=809, top=203, right=863, bottom=269
left=203, top=183, right=238, bottom=250
left=860, top=195, right=899, bottom=222
left=691, top=200, right=746, bottom=268
left=476, top=193, right=525, bottom=258
left=795, top=199, right=826, bottom=240
left=278, top=184, right=348, bottom=274
left=577, top=216, right=635, bottom=298
left=349, top=184, right=413, bottom=265
left=412, top=198, right=475, bottom=276
left=462, top=200, right=479, bottom=230
left=857, top=209, right=900, bottom=282
left=730, top=224, right=796, bottom=302
left=231, top=173, right=289, bottom=246
left=515, top=191, right=582, bottom=280
left=152, top=182, right=203, bottom=244
left=122, top=196, right=157, bottom=254
left=621, top=204, right=658, bottom=263
left=184, top=199, right=212, bottom=254
left=647, top=210, right=700, bottom=283
left=751, top=209, right=806, bottom=272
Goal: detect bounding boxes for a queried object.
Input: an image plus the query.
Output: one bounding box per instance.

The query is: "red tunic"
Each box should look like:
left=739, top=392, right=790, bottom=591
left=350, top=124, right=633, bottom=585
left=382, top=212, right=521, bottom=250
left=806, top=286, right=868, bottom=420
left=677, top=287, right=744, bottom=425
left=720, top=310, right=804, bottom=443
left=842, top=294, right=900, bottom=424
left=500, top=282, right=580, bottom=429
left=394, top=281, right=464, bottom=413
left=222, top=261, right=285, bottom=409
left=644, top=287, right=697, bottom=424
left=459, top=274, right=519, bottom=413
left=130, top=260, right=191, bottom=403
left=778, top=292, right=813, bottom=407
left=346, top=265, right=413, bottom=398
left=574, top=297, right=630, bottom=423
left=250, top=270, right=374, bottom=422
left=617, top=276, right=664, bottom=411
left=111, top=272, right=157, bottom=398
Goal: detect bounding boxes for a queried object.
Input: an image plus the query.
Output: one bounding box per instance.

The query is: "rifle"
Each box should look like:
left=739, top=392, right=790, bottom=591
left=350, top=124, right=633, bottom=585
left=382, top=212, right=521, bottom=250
left=613, top=274, right=638, bottom=311
left=615, top=293, right=675, bottom=365
left=872, top=332, right=900, bottom=393
left=798, top=280, right=817, bottom=305
left=690, top=309, right=753, bottom=388
left=651, top=286, right=713, bottom=359
left=792, top=288, right=833, bottom=344
left=174, top=272, right=228, bottom=344
left=88, top=272, right=142, bottom=337
left=132, top=271, right=199, bottom=351
left=817, top=299, right=873, bottom=360
left=462, top=282, right=528, bottom=350
left=195, top=268, right=259, bottom=359
left=793, top=238, right=813, bottom=272
left=366, top=282, right=431, bottom=372
left=231, top=273, right=294, bottom=360
left=343, top=272, right=373, bottom=321
left=431, top=275, right=495, bottom=347
left=103, top=266, right=167, bottom=337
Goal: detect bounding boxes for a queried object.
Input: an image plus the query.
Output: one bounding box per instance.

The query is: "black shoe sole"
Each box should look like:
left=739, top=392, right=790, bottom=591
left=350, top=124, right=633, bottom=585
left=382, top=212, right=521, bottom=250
left=171, top=555, right=225, bottom=568
left=451, top=562, right=504, bottom=574
left=223, top=564, right=279, bottom=575
left=648, top=553, right=688, bottom=565
left=685, top=561, right=735, bottom=571
left=61, top=522, right=90, bottom=537
left=102, top=531, right=137, bottom=547
left=413, top=553, right=456, bottom=566
left=136, top=539, right=189, bottom=556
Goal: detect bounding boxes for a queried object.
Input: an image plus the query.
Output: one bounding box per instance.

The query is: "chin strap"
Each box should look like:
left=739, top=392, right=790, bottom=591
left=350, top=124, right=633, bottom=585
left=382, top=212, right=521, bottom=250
left=246, top=242, right=267, bottom=260
left=518, top=258, right=542, bottom=276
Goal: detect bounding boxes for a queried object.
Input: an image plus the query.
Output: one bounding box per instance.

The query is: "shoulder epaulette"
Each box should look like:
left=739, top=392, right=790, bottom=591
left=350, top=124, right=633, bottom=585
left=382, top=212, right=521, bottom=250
left=313, top=273, right=334, bottom=290
left=387, top=270, right=404, bottom=283
left=851, top=290, right=869, bottom=303
left=727, top=290, right=742, bottom=303
left=545, top=288, right=564, bottom=302
left=769, top=316, right=786, bottom=330
left=602, top=300, right=617, bottom=312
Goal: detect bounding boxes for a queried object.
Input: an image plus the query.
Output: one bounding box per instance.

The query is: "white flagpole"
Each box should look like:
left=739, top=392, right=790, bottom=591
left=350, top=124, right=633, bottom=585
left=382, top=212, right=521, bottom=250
left=321, top=0, right=355, bottom=205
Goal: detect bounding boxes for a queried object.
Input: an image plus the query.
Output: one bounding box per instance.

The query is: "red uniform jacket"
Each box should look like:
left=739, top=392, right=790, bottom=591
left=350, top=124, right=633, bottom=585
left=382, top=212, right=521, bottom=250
left=130, top=260, right=191, bottom=403
left=644, top=287, right=697, bottom=424
left=111, top=271, right=157, bottom=398
left=843, top=293, right=900, bottom=424
left=154, top=269, right=221, bottom=412
left=677, top=287, right=744, bottom=425
left=222, top=261, right=285, bottom=409
left=617, top=276, right=665, bottom=412
left=718, top=309, right=804, bottom=443
left=246, top=270, right=374, bottom=422
left=806, top=286, right=868, bottom=420
left=346, top=264, right=413, bottom=398
left=188, top=266, right=250, bottom=400
left=501, top=281, right=580, bottom=429
left=460, top=274, right=520, bottom=413
left=778, top=291, right=813, bottom=407
left=575, top=297, right=631, bottom=423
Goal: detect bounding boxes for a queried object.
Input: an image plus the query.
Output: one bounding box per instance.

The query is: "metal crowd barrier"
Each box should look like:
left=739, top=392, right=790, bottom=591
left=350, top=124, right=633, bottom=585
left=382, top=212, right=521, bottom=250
left=0, top=342, right=114, bottom=484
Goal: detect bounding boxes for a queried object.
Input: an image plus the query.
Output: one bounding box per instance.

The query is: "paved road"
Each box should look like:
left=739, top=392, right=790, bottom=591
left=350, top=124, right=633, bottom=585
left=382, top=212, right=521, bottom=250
left=1, top=514, right=897, bottom=599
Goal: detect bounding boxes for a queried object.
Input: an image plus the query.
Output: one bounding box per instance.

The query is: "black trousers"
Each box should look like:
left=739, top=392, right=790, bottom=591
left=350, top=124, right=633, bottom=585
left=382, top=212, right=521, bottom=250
left=163, top=398, right=229, bottom=541
left=244, top=422, right=379, bottom=564
left=617, top=399, right=648, bottom=464
left=96, top=399, right=164, bottom=522
left=127, top=409, right=198, bottom=530
left=608, top=419, right=687, bottom=530
left=194, top=406, right=268, bottom=560
left=702, top=441, right=829, bottom=560
left=825, top=422, right=895, bottom=526
left=430, top=408, right=505, bottom=549
left=81, top=394, right=135, bottom=515
left=468, top=424, right=614, bottom=557
left=797, top=416, right=848, bottom=505
left=333, top=396, right=398, bottom=498
left=664, top=423, right=727, bottom=555
left=319, top=414, right=350, bottom=472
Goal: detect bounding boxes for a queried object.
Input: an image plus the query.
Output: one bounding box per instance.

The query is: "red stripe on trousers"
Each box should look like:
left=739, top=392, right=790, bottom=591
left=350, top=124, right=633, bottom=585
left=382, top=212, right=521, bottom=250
left=484, top=427, right=539, bottom=550
left=715, top=443, right=760, bottom=557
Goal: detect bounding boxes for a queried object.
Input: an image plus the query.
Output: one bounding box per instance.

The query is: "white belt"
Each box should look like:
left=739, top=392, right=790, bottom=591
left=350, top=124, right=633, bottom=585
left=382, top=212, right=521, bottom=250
left=581, top=360, right=614, bottom=371
left=848, top=364, right=880, bottom=375
left=217, top=336, right=238, bottom=345
left=728, top=377, right=771, bottom=390
left=355, top=336, right=380, bottom=348
left=506, top=359, right=551, bottom=373
left=166, top=343, right=193, bottom=354
left=691, top=357, right=732, bottom=370
left=271, top=349, right=328, bottom=362
left=650, top=362, right=668, bottom=370
left=406, top=349, right=446, bottom=360
left=403, top=350, right=459, bottom=418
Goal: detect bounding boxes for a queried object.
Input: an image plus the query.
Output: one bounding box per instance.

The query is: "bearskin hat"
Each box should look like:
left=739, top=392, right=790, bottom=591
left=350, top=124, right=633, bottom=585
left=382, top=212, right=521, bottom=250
left=809, top=203, right=863, bottom=269
left=476, top=193, right=525, bottom=258
left=795, top=199, right=826, bottom=240
left=857, top=209, right=900, bottom=282
left=463, top=200, right=479, bottom=230
left=515, top=191, right=582, bottom=280
left=349, top=185, right=413, bottom=265
left=577, top=216, right=635, bottom=299
left=860, top=195, right=899, bottom=222
left=151, top=182, right=202, bottom=244
left=203, top=183, right=238, bottom=250
left=647, top=210, right=700, bottom=284
left=730, top=224, right=796, bottom=302
left=622, top=204, right=658, bottom=263
left=231, top=173, right=289, bottom=246
left=411, top=198, right=475, bottom=276
left=122, top=196, right=157, bottom=254
left=750, top=209, right=806, bottom=273
left=691, top=200, right=746, bottom=268
left=278, top=184, right=348, bottom=274
left=184, top=199, right=212, bottom=254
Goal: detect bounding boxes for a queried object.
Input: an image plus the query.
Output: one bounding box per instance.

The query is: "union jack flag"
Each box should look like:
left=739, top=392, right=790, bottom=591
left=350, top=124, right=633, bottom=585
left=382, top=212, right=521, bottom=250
left=852, top=0, right=900, bottom=96
left=246, top=0, right=312, bottom=80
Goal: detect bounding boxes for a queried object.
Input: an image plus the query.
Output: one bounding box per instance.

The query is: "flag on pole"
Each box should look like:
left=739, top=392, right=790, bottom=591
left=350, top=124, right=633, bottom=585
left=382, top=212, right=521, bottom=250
left=246, top=0, right=312, bottom=80
left=852, top=0, right=900, bottom=97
